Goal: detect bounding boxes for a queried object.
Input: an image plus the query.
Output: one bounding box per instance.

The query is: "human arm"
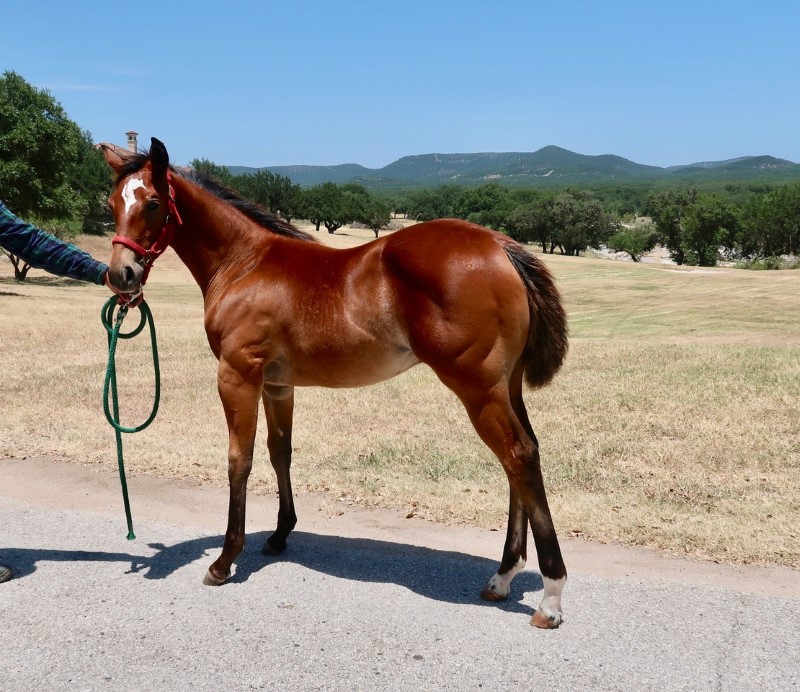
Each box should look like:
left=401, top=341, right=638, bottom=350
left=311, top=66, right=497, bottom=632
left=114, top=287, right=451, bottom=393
left=0, top=201, right=108, bottom=284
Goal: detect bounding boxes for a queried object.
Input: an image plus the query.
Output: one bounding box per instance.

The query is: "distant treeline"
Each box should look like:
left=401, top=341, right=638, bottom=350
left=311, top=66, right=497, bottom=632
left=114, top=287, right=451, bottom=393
left=199, top=155, right=799, bottom=268
left=400, top=182, right=800, bottom=267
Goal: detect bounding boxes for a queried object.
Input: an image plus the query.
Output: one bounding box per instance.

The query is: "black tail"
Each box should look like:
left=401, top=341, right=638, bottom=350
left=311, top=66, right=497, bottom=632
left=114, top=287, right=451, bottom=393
left=503, top=242, right=568, bottom=388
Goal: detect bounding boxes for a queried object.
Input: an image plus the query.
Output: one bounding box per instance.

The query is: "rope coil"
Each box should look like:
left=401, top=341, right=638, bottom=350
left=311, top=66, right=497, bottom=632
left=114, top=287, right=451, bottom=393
left=101, top=296, right=161, bottom=539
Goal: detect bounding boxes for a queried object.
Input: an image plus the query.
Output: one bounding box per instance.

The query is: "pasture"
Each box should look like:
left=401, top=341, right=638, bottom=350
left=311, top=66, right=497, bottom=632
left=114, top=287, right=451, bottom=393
left=1, top=226, right=798, bottom=567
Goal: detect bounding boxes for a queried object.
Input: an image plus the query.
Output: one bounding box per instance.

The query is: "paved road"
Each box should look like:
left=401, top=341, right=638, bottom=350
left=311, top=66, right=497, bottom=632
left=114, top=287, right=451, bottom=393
left=1, top=457, right=798, bottom=691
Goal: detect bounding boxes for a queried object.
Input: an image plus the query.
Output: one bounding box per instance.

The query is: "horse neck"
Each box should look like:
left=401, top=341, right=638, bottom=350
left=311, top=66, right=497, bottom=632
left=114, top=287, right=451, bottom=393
left=168, top=176, right=267, bottom=295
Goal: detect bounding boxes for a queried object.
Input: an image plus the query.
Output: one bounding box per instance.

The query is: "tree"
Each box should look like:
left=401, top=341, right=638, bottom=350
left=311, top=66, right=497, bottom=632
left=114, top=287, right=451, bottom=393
left=269, top=173, right=302, bottom=223
left=0, top=71, right=99, bottom=279
left=340, top=182, right=371, bottom=228
left=682, top=195, right=739, bottom=266
left=383, top=194, right=407, bottom=218
left=189, top=158, right=235, bottom=186
left=606, top=225, right=659, bottom=262
left=769, top=183, right=800, bottom=257
left=739, top=182, right=800, bottom=259
left=550, top=190, right=615, bottom=256
left=0, top=70, right=83, bottom=219
left=505, top=190, right=615, bottom=255
left=505, top=194, right=555, bottom=251
left=740, top=195, right=779, bottom=259
left=453, top=183, right=512, bottom=229
left=406, top=184, right=463, bottom=221
left=236, top=169, right=302, bottom=222
left=646, top=188, right=699, bottom=265
left=301, top=182, right=354, bottom=233
left=299, top=184, right=325, bottom=231
left=360, top=196, right=392, bottom=237
left=313, top=183, right=391, bottom=238
left=69, top=129, right=113, bottom=234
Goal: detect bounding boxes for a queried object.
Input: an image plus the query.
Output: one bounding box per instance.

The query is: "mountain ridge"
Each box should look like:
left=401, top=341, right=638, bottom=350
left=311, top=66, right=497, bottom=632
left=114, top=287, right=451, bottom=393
left=226, top=146, right=800, bottom=188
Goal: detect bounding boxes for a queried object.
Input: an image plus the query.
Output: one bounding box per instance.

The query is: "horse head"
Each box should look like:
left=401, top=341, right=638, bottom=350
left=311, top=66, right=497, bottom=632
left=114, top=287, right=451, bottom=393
left=101, top=137, right=177, bottom=296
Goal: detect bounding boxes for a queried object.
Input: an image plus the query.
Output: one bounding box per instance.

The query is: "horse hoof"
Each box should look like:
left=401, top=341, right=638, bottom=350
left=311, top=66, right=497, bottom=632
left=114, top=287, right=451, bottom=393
left=480, top=571, right=512, bottom=602
left=530, top=610, right=562, bottom=629
left=480, top=585, right=507, bottom=602
left=202, top=568, right=229, bottom=586
left=262, top=537, right=287, bottom=556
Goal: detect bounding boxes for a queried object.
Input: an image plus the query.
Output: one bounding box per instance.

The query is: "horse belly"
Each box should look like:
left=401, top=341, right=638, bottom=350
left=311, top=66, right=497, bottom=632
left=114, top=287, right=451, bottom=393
left=284, top=343, right=420, bottom=388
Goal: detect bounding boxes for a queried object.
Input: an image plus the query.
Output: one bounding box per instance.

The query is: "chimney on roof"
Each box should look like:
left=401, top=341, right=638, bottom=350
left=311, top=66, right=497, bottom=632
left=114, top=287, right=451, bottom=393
left=126, top=130, right=138, bottom=153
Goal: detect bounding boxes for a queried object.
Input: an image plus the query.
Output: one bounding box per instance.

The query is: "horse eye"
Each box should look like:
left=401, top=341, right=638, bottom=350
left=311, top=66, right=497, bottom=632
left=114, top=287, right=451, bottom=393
left=146, top=199, right=160, bottom=211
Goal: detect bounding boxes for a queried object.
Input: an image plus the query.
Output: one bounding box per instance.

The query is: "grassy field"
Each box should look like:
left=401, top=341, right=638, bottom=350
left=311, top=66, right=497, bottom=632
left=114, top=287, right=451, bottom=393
left=1, top=225, right=798, bottom=567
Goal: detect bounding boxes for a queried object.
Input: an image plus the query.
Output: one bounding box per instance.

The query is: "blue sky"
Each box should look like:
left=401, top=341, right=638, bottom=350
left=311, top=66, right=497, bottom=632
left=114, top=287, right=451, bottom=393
left=4, top=1, right=799, bottom=169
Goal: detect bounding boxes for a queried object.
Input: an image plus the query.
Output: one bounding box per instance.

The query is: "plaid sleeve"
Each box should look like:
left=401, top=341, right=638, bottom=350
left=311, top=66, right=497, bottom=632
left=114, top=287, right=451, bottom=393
left=0, top=201, right=108, bottom=284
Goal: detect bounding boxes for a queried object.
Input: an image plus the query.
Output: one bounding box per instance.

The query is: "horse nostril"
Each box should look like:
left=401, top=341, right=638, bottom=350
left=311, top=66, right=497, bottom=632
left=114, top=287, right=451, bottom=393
left=123, top=265, right=136, bottom=285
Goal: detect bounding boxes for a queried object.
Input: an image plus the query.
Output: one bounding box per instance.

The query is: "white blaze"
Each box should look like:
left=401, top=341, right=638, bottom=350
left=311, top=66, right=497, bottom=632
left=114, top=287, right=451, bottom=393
left=122, top=177, right=146, bottom=216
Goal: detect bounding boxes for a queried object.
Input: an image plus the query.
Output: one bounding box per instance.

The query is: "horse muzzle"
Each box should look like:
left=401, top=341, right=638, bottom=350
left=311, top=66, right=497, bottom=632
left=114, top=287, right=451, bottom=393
left=108, top=245, right=146, bottom=294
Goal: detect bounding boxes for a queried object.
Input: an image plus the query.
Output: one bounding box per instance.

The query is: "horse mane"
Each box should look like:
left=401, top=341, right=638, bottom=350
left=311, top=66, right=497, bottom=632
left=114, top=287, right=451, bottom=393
left=181, top=169, right=317, bottom=243
left=115, top=150, right=317, bottom=243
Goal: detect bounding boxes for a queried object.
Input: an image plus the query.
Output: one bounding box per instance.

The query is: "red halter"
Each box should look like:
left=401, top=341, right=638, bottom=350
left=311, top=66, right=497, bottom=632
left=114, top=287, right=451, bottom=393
left=112, top=171, right=183, bottom=285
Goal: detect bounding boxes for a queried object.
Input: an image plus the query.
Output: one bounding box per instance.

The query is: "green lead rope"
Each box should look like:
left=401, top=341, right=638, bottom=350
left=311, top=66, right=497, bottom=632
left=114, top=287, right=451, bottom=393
left=101, top=296, right=161, bottom=540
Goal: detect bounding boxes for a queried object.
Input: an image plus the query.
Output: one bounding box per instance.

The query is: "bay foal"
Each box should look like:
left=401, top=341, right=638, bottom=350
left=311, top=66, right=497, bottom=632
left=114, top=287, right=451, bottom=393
left=102, top=139, right=569, bottom=627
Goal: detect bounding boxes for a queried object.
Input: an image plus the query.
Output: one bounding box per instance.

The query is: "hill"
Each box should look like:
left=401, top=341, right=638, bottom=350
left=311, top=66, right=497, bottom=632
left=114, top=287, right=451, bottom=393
left=666, top=155, right=798, bottom=181
left=225, top=146, right=800, bottom=189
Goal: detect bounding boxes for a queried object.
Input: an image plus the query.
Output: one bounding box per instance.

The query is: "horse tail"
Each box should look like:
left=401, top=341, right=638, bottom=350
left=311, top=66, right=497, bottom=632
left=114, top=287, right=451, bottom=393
left=502, top=242, right=569, bottom=389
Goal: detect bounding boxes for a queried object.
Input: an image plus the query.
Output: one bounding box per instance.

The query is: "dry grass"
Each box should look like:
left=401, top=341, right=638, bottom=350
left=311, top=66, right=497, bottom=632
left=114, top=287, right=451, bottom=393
left=1, top=225, right=798, bottom=567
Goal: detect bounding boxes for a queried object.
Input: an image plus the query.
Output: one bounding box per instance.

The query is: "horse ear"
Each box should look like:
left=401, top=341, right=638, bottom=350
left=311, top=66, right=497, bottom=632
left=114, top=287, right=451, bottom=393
left=98, top=143, right=129, bottom=172
left=150, top=137, right=170, bottom=178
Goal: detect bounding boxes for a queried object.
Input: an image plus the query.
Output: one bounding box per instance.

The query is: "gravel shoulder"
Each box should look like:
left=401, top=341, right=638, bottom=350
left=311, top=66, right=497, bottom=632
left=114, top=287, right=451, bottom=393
left=2, top=456, right=799, bottom=691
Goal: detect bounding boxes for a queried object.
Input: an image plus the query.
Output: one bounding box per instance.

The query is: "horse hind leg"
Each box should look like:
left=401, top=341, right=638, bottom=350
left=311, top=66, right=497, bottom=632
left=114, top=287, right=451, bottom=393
left=481, top=383, right=534, bottom=602
left=458, top=382, right=567, bottom=628
left=261, top=386, right=298, bottom=555
left=511, top=389, right=567, bottom=629
left=480, top=486, right=528, bottom=601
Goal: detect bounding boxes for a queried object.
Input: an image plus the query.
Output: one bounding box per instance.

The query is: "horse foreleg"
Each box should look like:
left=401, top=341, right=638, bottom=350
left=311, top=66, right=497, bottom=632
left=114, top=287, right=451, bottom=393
left=203, top=359, right=262, bottom=586
left=261, top=386, right=297, bottom=555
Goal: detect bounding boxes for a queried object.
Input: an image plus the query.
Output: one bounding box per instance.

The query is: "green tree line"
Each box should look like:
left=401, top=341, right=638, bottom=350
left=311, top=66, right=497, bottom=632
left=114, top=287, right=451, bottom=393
left=397, top=181, right=800, bottom=267
left=183, top=161, right=800, bottom=266
left=189, top=161, right=393, bottom=238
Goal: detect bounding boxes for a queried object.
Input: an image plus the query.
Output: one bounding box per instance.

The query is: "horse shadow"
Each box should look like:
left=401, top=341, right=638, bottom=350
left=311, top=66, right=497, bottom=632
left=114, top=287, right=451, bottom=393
left=3, top=531, right=542, bottom=614
left=239, top=531, right=543, bottom=614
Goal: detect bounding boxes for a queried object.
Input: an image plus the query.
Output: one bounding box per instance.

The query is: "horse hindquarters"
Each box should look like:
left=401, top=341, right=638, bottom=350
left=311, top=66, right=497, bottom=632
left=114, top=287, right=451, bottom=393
left=387, top=228, right=568, bottom=627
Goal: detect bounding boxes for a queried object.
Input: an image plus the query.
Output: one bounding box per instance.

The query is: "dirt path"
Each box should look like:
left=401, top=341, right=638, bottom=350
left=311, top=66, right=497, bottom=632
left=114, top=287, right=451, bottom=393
left=2, top=455, right=797, bottom=599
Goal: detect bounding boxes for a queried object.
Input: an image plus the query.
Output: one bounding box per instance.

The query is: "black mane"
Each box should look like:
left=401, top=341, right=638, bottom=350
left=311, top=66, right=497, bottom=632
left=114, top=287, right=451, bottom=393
left=116, top=150, right=317, bottom=243
left=182, top=169, right=317, bottom=243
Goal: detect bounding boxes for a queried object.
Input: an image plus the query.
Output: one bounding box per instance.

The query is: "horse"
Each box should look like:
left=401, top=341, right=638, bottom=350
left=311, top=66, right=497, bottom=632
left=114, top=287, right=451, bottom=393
left=101, top=138, right=569, bottom=628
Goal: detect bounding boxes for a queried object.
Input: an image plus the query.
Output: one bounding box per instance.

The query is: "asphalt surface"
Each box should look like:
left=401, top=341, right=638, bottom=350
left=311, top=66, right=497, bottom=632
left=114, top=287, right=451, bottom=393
left=1, top=457, right=798, bottom=691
